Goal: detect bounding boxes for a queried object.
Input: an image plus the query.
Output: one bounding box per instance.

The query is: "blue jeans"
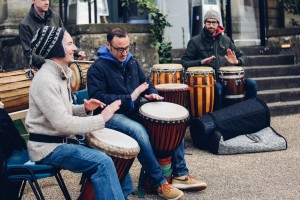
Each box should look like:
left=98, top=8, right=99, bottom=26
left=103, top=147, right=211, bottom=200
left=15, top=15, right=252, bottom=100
left=38, top=144, right=134, bottom=200
left=214, top=78, right=257, bottom=110
left=106, top=114, right=189, bottom=190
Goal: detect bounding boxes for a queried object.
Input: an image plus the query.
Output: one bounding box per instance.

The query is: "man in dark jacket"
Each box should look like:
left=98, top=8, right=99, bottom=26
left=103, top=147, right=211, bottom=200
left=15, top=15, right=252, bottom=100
left=181, top=9, right=257, bottom=110
left=87, top=27, right=208, bottom=200
left=19, top=0, right=85, bottom=69
left=19, top=0, right=64, bottom=69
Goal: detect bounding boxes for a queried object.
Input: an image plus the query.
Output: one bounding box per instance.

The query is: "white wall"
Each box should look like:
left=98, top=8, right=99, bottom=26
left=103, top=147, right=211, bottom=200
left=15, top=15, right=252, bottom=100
left=155, top=0, right=190, bottom=49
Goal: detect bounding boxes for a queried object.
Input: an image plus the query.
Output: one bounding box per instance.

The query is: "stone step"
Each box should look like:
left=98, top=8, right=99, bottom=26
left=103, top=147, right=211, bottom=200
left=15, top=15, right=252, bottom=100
left=257, top=88, right=300, bottom=103
left=239, top=46, right=281, bottom=55
left=252, top=75, right=300, bottom=90
left=246, top=54, right=295, bottom=66
left=244, top=65, right=300, bottom=77
left=267, top=100, right=300, bottom=116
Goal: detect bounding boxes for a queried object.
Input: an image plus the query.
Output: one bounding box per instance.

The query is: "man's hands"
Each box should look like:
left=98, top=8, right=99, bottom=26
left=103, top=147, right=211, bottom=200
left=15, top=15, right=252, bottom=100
left=131, top=82, right=149, bottom=101
left=84, top=99, right=106, bottom=112
left=131, top=82, right=164, bottom=101
left=224, top=49, right=239, bottom=65
left=75, top=50, right=86, bottom=60
left=201, top=55, right=216, bottom=65
left=200, top=49, right=239, bottom=65
left=144, top=93, right=164, bottom=101
left=84, top=99, right=121, bottom=122
left=100, top=100, right=121, bottom=122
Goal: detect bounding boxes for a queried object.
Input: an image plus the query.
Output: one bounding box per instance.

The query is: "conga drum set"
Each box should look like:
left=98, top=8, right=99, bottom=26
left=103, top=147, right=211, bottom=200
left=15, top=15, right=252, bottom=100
left=155, top=83, right=190, bottom=108
left=185, top=67, right=215, bottom=118
left=69, top=60, right=94, bottom=92
left=217, top=66, right=245, bottom=107
left=78, top=128, right=140, bottom=200
left=139, top=102, right=189, bottom=191
left=151, top=64, right=184, bottom=85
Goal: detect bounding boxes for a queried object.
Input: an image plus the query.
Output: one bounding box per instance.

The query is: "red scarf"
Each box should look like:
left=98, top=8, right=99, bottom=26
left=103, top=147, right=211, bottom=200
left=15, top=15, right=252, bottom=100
left=210, top=25, right=224, bottom=38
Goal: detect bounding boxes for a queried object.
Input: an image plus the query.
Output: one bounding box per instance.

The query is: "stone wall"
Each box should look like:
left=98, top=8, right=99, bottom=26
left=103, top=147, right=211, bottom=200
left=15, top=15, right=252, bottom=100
left=267, top=28, right=300, bottom=64
left=1, top=22, right=158, bottom=76
left=68, top=24, right=159, bottom=77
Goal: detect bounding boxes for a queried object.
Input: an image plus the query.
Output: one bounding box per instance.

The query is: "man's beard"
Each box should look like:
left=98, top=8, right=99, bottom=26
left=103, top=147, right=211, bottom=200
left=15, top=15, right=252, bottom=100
left=207, top=28, right=216, bottom=35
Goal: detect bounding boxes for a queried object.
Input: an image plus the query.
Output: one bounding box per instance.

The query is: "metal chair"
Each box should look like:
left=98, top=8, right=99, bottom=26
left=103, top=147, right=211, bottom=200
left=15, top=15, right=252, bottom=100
left=0, top=108, right=71, bottom=200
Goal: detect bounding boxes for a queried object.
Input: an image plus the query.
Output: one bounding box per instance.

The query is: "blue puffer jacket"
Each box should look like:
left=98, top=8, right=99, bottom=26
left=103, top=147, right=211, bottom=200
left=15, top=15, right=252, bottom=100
left=87, top=46, right=157, bottom=117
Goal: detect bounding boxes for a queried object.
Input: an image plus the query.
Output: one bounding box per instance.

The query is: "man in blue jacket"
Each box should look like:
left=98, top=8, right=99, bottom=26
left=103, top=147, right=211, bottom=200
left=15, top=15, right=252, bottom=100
left=87, top=27, right=207, bottom=200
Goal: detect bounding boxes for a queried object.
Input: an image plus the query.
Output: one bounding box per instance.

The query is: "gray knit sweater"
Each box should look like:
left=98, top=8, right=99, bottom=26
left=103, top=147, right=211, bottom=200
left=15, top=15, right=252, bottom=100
left=26, top=59, right=105, bottom=162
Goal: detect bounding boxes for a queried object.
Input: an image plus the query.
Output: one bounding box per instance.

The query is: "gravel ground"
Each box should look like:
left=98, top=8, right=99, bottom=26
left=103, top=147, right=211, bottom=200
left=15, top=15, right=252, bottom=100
left=22, top=114, right=300, bottom=200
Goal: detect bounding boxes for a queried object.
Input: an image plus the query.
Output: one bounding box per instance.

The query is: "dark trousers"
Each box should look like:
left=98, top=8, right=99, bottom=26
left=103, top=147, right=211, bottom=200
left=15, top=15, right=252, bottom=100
left=214, top=78, right=258, bottom=110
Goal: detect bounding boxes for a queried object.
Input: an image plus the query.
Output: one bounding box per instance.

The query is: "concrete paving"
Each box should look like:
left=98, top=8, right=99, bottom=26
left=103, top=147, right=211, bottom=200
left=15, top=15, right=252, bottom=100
left=22, top=113, right=300, bottom=200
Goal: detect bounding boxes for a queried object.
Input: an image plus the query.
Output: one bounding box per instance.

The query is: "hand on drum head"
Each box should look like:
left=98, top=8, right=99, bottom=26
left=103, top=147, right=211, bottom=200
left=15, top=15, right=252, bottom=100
left=201, top=55, right=216, bottom=65
left=84, top=99, right=106, bottom=112
left=100, top=100, right=121, bottom=122
left=131, top=82, right=149, bottom=101
left=144, top=93, right=164, bottom=101
left=224, top=49, right=239, bottom=65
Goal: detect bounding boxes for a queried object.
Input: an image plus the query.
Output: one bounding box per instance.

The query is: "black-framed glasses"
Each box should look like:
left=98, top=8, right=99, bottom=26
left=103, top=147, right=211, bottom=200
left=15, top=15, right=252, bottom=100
left=109, top=42, right=132, bottom=53
left=205, top=20, right=218, bottom=26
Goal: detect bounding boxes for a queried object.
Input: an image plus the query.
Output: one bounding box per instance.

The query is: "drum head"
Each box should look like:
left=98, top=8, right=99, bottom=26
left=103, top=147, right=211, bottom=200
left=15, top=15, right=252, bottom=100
left=86, top=128, right=140, bottom=159
left=152, top=64, right=183, bottom=71
left=186, top=66, right=214, bottom=74
left=69, top=62, right=82, bottom=92
left=139, top=102, right=189, bottom=122
left=155, top=83, right=189, bottom=91
left=218, top=66, right=244, bottom=73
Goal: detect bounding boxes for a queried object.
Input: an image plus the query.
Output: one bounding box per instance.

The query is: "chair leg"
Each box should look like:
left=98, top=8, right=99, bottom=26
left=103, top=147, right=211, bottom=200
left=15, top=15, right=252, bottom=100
left=55, top=172, right=71, bottom=200
left=79, top=174, right=87, bottom=192
left=28, top=177, right=45, bottom=200
left=26, top=180, right=43, bottom=200
left=11, top=178, right=43, bottom=200
left=18, top=180, right=27, bottom=200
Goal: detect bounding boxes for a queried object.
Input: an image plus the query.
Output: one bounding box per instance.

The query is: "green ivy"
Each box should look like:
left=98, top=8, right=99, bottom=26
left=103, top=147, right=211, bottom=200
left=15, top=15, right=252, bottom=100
left=279, top=0, right=300, bottom=15
left=121, top=0, right=173, bottom=63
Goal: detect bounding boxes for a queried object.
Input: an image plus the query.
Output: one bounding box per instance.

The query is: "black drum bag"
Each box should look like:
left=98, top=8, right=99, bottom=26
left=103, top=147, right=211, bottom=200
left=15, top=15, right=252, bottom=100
left=190, top=98, right=270, bottom=150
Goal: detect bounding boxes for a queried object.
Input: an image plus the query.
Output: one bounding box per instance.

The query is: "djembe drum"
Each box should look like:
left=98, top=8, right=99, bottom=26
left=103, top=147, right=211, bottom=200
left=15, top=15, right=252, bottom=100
left=151, top=64, right=184, bottom=85
left=155, top=83, right=190, bottom=108
left=217, top=66, right=245, bottom=107
left=139, top=102, right=189, bottom=186
left=69, top=60, right=94, bottom=92
left=186, top=67, right=215, bottom=118
left=0, top=69, right=36, bottom=113
left=78, top=128, right=140, bottom=200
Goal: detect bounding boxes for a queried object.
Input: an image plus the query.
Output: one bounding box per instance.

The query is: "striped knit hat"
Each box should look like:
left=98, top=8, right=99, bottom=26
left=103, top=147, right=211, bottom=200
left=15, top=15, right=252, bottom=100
left=27, top=26, right=66, bottom=79
left=30, top=26, right=66, bottom=60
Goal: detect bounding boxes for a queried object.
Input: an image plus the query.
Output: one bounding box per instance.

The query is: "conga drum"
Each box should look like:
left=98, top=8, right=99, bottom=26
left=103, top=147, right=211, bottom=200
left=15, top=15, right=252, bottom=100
left=139, top=102, right=189, bottom=186
left=186, top=67, right=215, bottom=118
left=151, top=64, right=184, bottom=85
left=155, top=83, right=190, bottom=108
left=218, top=66, right=245, bottom=107
left=78, top=128, right=140, bottom=200
left=69, top=60, right=94, bottom=92
left=0, top=69, right=35, bottom=113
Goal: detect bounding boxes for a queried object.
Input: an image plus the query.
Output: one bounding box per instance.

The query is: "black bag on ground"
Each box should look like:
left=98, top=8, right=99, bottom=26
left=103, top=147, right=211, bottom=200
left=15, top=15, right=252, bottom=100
left=190, top=98, right=287, bottom=154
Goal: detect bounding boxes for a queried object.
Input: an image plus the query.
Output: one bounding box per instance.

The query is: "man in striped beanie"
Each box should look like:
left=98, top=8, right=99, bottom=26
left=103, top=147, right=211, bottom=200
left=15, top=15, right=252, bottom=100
left=26, top=26, right=133, bottom=199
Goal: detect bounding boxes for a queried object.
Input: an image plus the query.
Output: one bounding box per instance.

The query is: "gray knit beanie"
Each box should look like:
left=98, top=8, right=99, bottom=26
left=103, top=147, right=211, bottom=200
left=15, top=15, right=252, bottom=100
left=204, top=10, right=221, bottom=23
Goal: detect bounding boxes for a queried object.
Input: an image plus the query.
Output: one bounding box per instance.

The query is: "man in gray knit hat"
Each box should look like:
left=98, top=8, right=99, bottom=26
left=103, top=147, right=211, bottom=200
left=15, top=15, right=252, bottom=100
left=181, top=9, right=257, bottom=110
left=25, top=26, right=134, bottom=200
